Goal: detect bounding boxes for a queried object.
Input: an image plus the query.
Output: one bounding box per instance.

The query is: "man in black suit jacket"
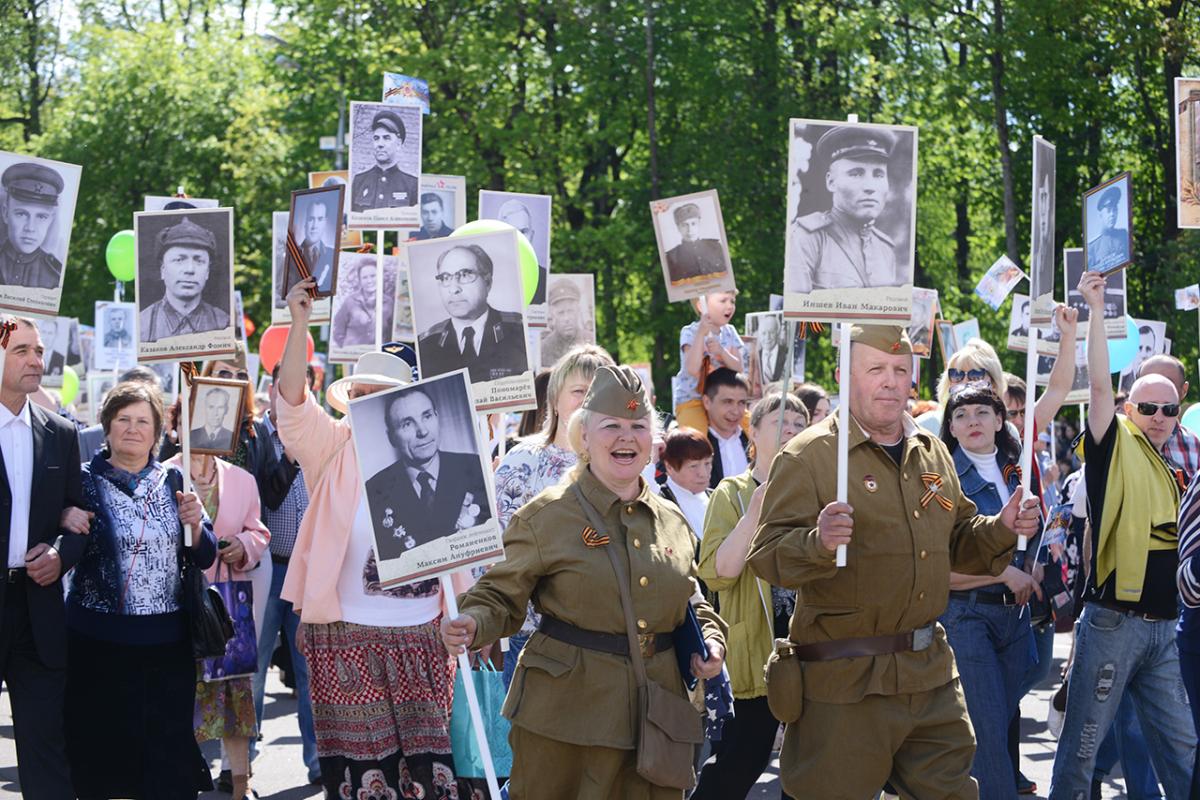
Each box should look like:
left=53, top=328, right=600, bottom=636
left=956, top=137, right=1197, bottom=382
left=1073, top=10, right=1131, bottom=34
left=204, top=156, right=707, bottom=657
left=365, top=387, right=491, bottom=560
left=0, top=318, right=88, bottom=798
left=417, top=243, right=529, bottom=383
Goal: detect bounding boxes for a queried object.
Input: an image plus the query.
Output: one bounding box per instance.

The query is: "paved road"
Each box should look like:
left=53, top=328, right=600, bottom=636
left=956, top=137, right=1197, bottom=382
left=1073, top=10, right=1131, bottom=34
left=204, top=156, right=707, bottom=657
left=0, top=633, right=1138, bottom=798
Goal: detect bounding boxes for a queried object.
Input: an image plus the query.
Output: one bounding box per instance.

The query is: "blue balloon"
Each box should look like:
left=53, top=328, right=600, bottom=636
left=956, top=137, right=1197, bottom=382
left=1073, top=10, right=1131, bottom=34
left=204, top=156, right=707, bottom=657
left=1107, top=316, right=1139, bottom=375
left=1183, top=404, right=1200, bottom=437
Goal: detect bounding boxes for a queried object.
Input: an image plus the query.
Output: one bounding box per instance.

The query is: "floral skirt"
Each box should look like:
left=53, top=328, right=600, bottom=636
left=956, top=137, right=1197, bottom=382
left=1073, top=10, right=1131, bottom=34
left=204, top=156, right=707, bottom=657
left=301, top=618, right=487, bottom=799
left=194, top=670, right=257, bottom=742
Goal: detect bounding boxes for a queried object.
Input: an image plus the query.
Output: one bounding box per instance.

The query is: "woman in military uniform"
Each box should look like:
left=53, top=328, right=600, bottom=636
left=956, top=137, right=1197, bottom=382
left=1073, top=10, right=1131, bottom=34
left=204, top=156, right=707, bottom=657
left=442, top=365, right=727, bottom=799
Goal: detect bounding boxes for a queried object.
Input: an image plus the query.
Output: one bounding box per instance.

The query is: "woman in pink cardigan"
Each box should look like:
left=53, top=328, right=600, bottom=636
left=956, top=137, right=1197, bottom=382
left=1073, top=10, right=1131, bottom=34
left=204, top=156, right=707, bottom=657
left=274, top=278, right=476, bottom=799
left=166, top=451, right=269, bottom=800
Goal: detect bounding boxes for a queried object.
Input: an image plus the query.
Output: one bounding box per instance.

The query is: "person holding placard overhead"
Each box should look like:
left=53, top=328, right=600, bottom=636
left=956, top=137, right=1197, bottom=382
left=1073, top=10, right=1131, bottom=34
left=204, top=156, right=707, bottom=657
left=746, top=324, right=1042, bottom=799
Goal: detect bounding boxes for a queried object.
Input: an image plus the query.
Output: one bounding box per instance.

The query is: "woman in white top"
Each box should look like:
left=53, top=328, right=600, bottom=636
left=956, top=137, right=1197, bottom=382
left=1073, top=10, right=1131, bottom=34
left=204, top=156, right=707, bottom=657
left=658, top=426, right=714, bottom=540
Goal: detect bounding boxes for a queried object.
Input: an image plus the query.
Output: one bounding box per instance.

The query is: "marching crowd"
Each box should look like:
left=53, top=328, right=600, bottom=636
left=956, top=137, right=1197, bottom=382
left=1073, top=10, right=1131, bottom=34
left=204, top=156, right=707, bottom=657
left=0, top=269, right=1197, bottom=800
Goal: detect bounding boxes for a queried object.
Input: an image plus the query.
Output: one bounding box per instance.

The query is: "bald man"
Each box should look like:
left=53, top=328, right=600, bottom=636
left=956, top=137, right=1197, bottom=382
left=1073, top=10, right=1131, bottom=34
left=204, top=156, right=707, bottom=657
left=1047, top=271, right=1196, bottom=798
left=1136, top=354, right=1200, bottom=482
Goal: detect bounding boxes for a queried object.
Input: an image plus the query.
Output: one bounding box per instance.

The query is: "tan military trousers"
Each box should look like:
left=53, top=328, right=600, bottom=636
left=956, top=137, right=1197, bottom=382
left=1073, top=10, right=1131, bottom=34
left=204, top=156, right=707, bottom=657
left=779, top=678, right=979, bottom=799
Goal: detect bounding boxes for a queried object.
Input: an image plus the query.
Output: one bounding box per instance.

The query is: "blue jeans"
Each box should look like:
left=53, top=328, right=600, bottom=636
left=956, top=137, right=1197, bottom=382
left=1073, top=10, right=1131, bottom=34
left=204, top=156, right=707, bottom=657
left=502, top=631, right=529, bottom=691
left=1018, top=619, right=1056, bottom=699
left=941, top=595, right=1033, bottom=800
left=1092, top=692, right=1162, bottom=799
left=250, top=558, right=319, bottom=781
left=1048, top=605, right=1195, bottom=799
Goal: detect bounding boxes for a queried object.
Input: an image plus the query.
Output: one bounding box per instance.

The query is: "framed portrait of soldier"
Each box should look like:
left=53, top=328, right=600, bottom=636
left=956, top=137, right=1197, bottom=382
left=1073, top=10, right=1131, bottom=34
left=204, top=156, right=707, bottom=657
left=408, top=175, right=466, bottom=242
left=329, top=251, right=401, bottom=363
left=307, top=170, right=363, bottom=249
left=143, top=196, right=218, bottom=212
left=1063, top=247, right=1126, bottom=338
left=479, top=189, right=552, bottom=324
left=271, top=211, right=331, bottom=325
left=1029, top=136, right=1057, bottom=328
left=35, top=316, right=80, bottom=387
left=86, top=373, right=118, bottom=425
left=186, top=377, right=246, bottom=457
left=93, top=300, right=137, bottom=372
left=1174, top=78, right=1200, bottom=229
left=1118, top=319, right=1168, bottom=393
left=783, top=118, right=917, bottom=324
left=408, top=230, right=537, bottom=414
left=348, top=369, right=503, bottom=587
left=346, top=102, right=423, bottom=230
left=134, top=208, right=236, bottom=362
left=283, top=185, right=345, bottom=299
left=539, top=273, right=595, bottom=369
left=1036, top=342, right=1089, bottom=403
left=0, top=151, right=82, bottom=316
left=1083, top=173, right=1133, bottom=276
left=908, top=288, right=938, bottom=358
left=649, top=189, right=735, bottom=304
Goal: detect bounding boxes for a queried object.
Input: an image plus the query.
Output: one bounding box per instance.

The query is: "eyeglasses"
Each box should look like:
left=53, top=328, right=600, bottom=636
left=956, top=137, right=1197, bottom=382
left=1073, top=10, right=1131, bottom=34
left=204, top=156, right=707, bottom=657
left=947, top=368, right=988, bottom=384
left=1135, top=402, right=1180, bottom=418
left=434, top=269, right=482, bottom=287
left=216, top=369, right=249, bottom=382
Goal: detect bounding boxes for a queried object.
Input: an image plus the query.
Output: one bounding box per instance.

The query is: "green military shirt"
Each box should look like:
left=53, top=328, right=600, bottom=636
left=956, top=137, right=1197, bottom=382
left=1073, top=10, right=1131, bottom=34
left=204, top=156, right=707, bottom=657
left=0, top=241, right=61, bottom=289
left=746, top=414, right=1016, bottom=705
left=458, top=466, right=726, bottom=750
left=785, top=208, right=899, bottom=293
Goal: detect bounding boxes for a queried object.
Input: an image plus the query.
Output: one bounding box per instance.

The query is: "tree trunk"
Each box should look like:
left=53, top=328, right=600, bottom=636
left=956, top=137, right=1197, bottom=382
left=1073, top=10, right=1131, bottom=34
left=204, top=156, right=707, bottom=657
left=989, top=0, right=1019, bottom=264
left=644, top=0, right=663, bottom=381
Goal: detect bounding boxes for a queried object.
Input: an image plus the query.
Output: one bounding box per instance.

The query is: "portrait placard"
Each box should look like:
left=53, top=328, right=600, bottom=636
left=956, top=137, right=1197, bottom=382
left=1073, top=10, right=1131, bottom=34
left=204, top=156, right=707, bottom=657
left=649, top=189, right=735, bottom=304
left=391, top=247, right=414, bottom=343
left=348, top=370, right=503, bottom=587
left=539, top=273, right=595, bottom=369
left=1064, top=247, right=1126, bottom=339
left=1118, top=319, right=1168, bottom=393
left=143, top=196, right=218, bottom=212
left=34, top=316, right=80, bottom=387
left=283, top=185, right=345, bottom=299
left=1176, top=284, right=1200, bottom=311
left=1035, top=342, right=1089, bottom=405
left=408, top=230, right=536, bottom=414
left=1083, top=172, right=1134, bottom=276
left=0, top=151, right=82, bottom=316
left=974, top=255, right=1025, bottom=311
left=86, top=373, right=118, bottom=425
left=783, top=118, right=917, bottom=324
left=134, top=208, right=237, bottom=362
left=908, top=288, right=938, bottom=359
left=479, top=189, right=552, bottom=325
left=93, top=301, right=137, bottom=372
left=147, top=361, right=179, bottom=402
left=346, top=101, right=422, bottom=230
left=408, top=175, right=466, bottom=242
left=1029, top=136, right=1057, bottom=327
left=953, top=318, right=980, bottom=349
left=745, top=312, right=791, bottom=394
left=186, top=377, right=246, bottom=457
left=307, top=170, right=363, bottom=249
left=78, top=325, right=93, bottom=377
left=329, top=252, right=401, bottom=363
left=271, top=211, right=331, bottom=325
left=937, top=320, right=958, bottom=362
left=1174, top=78, right=1200, bottom=229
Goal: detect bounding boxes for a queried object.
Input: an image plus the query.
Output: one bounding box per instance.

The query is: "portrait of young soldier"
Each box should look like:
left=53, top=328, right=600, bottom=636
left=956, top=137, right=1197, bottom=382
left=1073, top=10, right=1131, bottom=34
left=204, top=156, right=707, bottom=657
left=664, top=202, right=727, bottom=283
left=0, top=162, right=66, bottom=290
left=411, top=193, right=454, bottom=240
left=1086, top=182, right=1131, bottom=272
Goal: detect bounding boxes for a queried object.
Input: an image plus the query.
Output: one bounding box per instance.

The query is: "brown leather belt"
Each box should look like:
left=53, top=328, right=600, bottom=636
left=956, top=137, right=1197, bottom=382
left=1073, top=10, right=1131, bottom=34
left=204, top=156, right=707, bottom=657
left=539, top=615, right=672, bottom=658
left=779, top=624, right=935, bottom=662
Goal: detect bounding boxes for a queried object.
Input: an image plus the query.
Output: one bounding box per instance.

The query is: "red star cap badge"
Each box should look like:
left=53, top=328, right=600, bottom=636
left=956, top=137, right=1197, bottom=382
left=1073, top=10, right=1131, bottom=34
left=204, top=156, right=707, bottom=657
left=627, top=398, right=639, bottom=411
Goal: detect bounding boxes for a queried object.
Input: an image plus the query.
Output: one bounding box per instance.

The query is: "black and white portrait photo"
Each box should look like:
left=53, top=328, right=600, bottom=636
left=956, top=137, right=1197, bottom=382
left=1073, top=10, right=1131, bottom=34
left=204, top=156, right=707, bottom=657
left=35, top=316, right=79, bottom=387
left=745, top=312, right=791, bottom=391
left=409, top=176, right=466, bottom=241
left=1029, top=136, right=1057, bottom=326
left=187, top=378, right=246, bottom=456
left=134, top=208, right=236, bottom=362
left=1084, top=172, right=1133, bottom=275
left=329, top=252, right=399, bottom=362
left=307, top=170, right=362, bottom=249
left=86, top=374, right=118, bottom=425
left=284, top=185, right=344, bottom=297
left=539, top=273, right=595, bottom=369
left=391, top=252, right=414, bottom=343
left=1174, top=78, right=1200, bottom=229
left=908, top=287, right=938, bottom=358
left=93, top=300, right=136, bottom=371
left=408, top=230, right=536, bottom=413
left=1119, top=319, right=1168, bottom=393
left=347, top=102, right=422, bottom=229
left=478, top=189, right=552, bottom=308
left=649, top=189, right=735, bottom=304
left=143, top=196, right=218, bottom=212
left=1007, top=293, right=1031, bottom=353
left=348, top=370, right=502, bottom=586
left=271, top=211, right=331, bottom=325
left=1064, top=247, right=1126, bottom=338
left=0, top=151, right=82, bottom=316
left=782, top=118, right=917, bottom=324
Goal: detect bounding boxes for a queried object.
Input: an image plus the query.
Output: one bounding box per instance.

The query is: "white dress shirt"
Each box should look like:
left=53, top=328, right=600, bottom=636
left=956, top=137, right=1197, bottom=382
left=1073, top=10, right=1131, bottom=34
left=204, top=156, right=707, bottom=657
left=405, top=453, right=441, bottom=500
left=666, top=476, right=709, bottom=540
left=709, top=426, right=749, bottom=479
left=450, top=312, right=488, bottom=355
left=0, top=401, right=33, bottom=568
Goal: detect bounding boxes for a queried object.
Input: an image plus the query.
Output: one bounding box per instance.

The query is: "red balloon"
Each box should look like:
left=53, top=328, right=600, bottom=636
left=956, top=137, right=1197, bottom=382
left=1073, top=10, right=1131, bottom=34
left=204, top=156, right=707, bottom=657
left=258, top=325, right=313, bottom=375
left=243, top=315, right=256, bottom=338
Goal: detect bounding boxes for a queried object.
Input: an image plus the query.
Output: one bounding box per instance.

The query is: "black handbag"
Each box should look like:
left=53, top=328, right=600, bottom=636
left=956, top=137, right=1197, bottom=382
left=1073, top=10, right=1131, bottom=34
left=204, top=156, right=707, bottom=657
left=168, top=468, right=234, bottom=659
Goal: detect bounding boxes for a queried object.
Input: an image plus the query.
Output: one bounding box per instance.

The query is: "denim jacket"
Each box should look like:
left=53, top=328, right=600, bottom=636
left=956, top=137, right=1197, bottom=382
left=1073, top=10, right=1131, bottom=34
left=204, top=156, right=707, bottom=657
left=953, top=446, right=1040, bottom=589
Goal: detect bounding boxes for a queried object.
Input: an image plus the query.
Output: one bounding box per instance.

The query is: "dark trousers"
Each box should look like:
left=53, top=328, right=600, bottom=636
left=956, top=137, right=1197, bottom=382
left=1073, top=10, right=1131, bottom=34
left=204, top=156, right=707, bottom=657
left=1177, top=646, right=1200, bottom=798
left=691, top=694, right=793, bottom=800
left=0, top=578, right=73, bottom=799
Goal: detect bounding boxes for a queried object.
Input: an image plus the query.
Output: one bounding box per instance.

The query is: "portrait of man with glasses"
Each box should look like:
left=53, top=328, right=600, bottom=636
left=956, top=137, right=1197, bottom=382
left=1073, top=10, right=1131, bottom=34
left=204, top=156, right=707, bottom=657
left=413, top=236, right=530, bottom=384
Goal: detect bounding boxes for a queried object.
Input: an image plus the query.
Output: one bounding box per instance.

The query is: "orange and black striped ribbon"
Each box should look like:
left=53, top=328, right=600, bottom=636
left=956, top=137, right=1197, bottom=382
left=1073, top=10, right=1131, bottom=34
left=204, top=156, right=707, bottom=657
left=179, top=361, right=198, bottom=388
left=581, top=526, right=610, bottom=548
left=1002, top=463, right=1023, bottom=486
left=357, top=242, right=375, bottom=254
left=797, top=321, right=825, bottom=339
left=0, top=320, right=17, bottom=349
left=920, top=472, right=954, bottom=511
left=285, top=231, right=318, bottom=299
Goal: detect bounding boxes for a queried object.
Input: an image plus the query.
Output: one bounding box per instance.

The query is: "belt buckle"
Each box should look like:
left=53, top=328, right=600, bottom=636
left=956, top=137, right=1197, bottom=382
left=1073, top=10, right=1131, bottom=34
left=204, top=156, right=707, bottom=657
left=912, top=625, right=933, bottom=652
left=638, top=633, right=657, bottom=658
left=6, top=568, right=21, bottom=583
left=1002, top=593, right=1016, bottom=607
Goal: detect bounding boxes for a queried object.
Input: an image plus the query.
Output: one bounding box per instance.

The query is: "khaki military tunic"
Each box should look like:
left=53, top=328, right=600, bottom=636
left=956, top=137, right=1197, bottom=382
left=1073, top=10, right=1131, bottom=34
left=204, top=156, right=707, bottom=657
left=458, top=466, right=725, bottom=797
left=785, top=208, right=900, bottom=293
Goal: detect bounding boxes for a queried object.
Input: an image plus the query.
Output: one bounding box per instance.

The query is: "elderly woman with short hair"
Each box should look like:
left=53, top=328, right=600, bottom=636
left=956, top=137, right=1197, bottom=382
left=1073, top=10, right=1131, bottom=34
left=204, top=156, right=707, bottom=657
left=442, top=365, right=727, bottom=798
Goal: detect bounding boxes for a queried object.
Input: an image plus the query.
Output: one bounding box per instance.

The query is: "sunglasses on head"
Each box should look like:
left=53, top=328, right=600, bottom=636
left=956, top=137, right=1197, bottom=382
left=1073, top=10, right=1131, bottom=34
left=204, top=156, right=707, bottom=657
left=947, top=368, right=988, bottom=384
left=216, top=369, right=250, bottom=382
left=1135, top=402, right=1180, bottom=418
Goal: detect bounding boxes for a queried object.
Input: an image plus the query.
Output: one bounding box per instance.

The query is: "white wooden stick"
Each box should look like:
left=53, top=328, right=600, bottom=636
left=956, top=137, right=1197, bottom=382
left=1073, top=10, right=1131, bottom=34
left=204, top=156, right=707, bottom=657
left=440, top=574, right=502, bottom=799
left=375, top=230, right=386, bottom=350
left=179, top=366, right=193, bottom=547
left=1017, top=326, right=1038, bottom=551
left=836, top=322, right=851, bottom=567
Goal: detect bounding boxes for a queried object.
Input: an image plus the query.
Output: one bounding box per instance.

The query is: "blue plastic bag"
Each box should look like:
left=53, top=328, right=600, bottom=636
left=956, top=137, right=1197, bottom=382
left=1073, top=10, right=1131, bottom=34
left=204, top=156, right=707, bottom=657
left=450, top=662, right=513, bottom=779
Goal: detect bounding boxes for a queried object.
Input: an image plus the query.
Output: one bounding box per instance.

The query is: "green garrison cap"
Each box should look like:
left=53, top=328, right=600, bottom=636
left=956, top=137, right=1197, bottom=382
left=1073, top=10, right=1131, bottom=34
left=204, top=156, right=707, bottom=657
left=2, top=163, right=63, bottom=206
left=583, top=365, right=651, bottom=419
left=850, top=324, right=912, bottom=356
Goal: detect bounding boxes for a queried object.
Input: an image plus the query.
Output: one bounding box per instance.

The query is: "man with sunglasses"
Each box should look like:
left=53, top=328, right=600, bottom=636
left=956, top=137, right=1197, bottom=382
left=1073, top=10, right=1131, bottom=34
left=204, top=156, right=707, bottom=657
left=1136, top=354, right=1200, bottom=483
left=1048, top=272, right=1196, bottom=799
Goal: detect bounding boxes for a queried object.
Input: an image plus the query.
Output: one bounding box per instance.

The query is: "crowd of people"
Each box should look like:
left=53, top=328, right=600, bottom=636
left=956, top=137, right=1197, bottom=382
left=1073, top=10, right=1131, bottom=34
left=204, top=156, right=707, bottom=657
left=0, top=269, right=1197, bottom=800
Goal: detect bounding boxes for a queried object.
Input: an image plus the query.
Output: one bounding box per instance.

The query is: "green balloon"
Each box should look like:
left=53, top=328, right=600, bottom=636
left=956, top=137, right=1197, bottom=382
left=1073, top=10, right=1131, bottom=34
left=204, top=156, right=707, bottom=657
left=105, top=230, right=136, bottom=282
left=60, top=365, right=79, bottom=406
left=450, top=219, right=541, bottom=306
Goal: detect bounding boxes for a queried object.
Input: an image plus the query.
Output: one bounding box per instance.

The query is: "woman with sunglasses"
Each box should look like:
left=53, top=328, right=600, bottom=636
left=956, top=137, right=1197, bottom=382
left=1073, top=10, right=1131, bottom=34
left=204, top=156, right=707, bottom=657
left=938, top=386, right=1046, bottom=800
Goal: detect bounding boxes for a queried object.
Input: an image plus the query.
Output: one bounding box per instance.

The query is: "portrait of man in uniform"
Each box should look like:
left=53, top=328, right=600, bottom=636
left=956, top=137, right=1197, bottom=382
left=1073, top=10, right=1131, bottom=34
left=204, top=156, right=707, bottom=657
left=1084, top=173, right=1133, bottom=274
left=285, top=185, right=343, bottom=297
left=0, top=163, right=66, bottom=291
left=1029, top=136, right=1057, bottom=324
left=136, top=212, right=232, bottom=343
left=908, top=287, right=937, bottom=358
left=1010, top=294, right=1030, bottom=340
left=664, top=202, right=728, bottom=284
left=411, top=193, right=454, bottom=240
left=347, top=103, right=422, bottom=228
left=479, top=191, right=552, bottom=306
left=539, top=274, right=595, bottom=368
left=103, top=306, right=132, bottom=350
left=650, top=189, right=735, bottom=303
left=187, top=381, right=244, bottom=456
left=93, top=300, right=137, bottom=372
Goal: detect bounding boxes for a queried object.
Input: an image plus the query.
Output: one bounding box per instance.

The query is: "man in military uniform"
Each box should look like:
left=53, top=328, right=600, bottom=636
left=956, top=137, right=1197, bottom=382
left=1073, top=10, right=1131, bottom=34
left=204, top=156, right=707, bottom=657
left=0, top=162, right=65, bottom=290
left=139, top=216, right=231, bottom=342
left=417, top=244, right=528, bottom=383
left=664, top=202, right=727, bottom=283
left=103, top=307, right=131, bottom=349
left=1086, top=185, right=1129, bottom=272
left=784, top=126, right=904, bottom=293
left=539, top=278, right=585, bottom=367
left=350, top=109, right=420, bottom=213
left=747, top=325, right=1041, bottom=798
left=410, top=193, right=454, bottom=240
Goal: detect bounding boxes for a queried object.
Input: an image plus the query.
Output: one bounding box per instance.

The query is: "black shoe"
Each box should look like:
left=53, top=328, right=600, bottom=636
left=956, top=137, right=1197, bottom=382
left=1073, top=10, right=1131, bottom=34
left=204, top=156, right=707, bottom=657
left=1090, top=778, right=1103, bottom=800
left=216, top=769, right=233, bottom=794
